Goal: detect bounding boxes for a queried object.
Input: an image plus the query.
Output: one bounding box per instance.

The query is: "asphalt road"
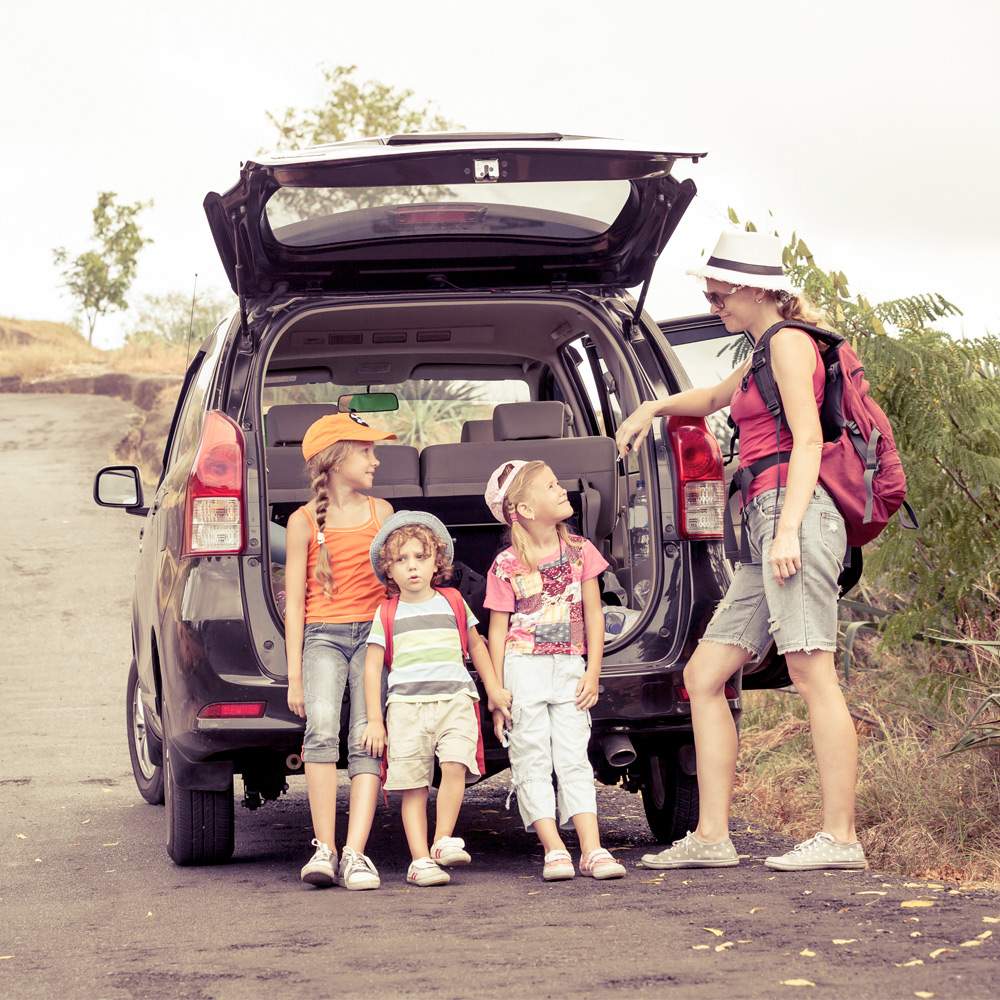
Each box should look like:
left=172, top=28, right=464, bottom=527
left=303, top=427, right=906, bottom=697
left=2, top=392, right=998, bottom=1000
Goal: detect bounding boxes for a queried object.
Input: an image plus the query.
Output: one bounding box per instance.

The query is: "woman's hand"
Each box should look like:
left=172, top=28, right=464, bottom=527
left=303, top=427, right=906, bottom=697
left=614, top=401, right=656, bottom=458
left=287, top=678, right=306, bottom=718
left=491, top=707, right=510, bottom=745
left=575, top=670, right=600, bottom=711
left=769, top=527, right=802, bottom=586
left=362, top=719, right=386, bottom=758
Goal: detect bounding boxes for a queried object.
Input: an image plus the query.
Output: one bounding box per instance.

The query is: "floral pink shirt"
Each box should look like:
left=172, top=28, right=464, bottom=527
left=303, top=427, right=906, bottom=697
left=484, top=535, right=608, bottom=656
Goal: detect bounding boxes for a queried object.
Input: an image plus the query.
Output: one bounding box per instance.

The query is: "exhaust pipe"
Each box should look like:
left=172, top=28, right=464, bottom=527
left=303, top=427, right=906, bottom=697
left=285, top=753, right=303, bottom=771
left=601, top=733, right=637, bottom=768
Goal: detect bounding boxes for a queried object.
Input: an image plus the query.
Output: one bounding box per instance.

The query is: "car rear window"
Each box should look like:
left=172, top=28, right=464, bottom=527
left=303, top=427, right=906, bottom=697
left=265, top=180, right=632, bottom=247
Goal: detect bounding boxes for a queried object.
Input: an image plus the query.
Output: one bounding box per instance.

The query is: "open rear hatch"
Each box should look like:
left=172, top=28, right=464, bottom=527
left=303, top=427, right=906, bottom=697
left=204, top=132, right=705, bottom=297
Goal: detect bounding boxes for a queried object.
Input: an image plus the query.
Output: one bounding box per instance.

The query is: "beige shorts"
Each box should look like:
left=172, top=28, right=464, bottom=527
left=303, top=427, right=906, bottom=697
left=384, top=696, right=481, bottom=791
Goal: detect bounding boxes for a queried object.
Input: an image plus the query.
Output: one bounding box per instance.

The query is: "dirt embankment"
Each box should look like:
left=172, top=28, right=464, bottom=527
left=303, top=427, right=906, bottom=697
left=0, top=318, right=182, bottom=481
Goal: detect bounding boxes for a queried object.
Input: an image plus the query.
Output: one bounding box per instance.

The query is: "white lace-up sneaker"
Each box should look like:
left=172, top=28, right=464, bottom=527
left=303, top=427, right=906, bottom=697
left=641, top=831, right=739, bottom=869
left=430, top=836, right=472, bottom=866
left=300, top=839, right=337, bottom=887
left=765, top=832, right=867, bottom=871
left=338, top=846, right=381, bottom=890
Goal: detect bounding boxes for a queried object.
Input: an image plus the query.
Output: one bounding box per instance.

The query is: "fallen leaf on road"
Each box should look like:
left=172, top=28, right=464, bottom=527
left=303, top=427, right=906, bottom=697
left=704, top=927, right=724, bottom=937
left=983, top=917, right=1000, bottom=924
left=517, top=875, right=534, bottom=879
left=82, top=819, right=91, bottom=825
left=527, top=891, right=541, bottom=895
left=102, top=788, right=113, bottom=793
left=910, top=932, right=923, bottom=938
left=894, top=960, right=923, bottom=967
left=715, top=942, right=734, bottom=952
left=145, top=912, right=153, bottom=917
left=928, top=948, right=953, bottom=959
left=102, top=842, right=119, bottom=847
left=914, top=993, right=936, bottom=998
left=832, top=939, right=858, bottom=945
left=802, top=890, right=813, bottom=895
left=905, top=917, right=921, bottom=922
left=901, top=900, right=934, bottom=908
left=16, top=834, right=26, bottom=840
left=0, top=957, right=13, bottom=961
left=959, top=940, right=983, bottom=948
left=977, top=930, right=992, bottom=940
left=692, top=945, right=710, bottom=951
left=799, top=949, right=816, bottom=957
left=779, top=979, right=815, bottom=987
left=750, top=907, right=764, bottom=914
left=857, top=891, right=887, bottom=896
left=738, top=939, right=751, bottom=944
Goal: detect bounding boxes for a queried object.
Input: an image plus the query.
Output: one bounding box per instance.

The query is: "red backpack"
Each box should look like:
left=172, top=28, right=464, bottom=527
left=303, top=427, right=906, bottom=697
left=378, top=587, right=486, bottom=785
left=727, top=320, right=917, bottom=589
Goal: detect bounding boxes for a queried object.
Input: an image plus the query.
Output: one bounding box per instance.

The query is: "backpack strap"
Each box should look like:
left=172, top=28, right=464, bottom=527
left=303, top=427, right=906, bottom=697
left=380, top=595, right=400, bottom=668
left=436, top=586, right=470, bottom=659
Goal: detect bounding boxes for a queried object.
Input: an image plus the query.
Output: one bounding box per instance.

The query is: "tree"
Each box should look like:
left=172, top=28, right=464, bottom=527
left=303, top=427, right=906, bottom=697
left=264, top=64, right=457, bottom=220
left=730, top=212, right=1000, bottom=638
left=53, top=192, right=152, bottom=344
left=126, top=287, right=234, bottom=350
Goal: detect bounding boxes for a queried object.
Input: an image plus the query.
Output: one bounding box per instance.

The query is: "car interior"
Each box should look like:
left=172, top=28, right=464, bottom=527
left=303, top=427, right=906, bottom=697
left=259, top=296, right=658, bottom=635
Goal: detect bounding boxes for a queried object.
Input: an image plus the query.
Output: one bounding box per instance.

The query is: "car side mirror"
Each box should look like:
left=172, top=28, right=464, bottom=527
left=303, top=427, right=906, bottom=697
left=94, top=466, right=146, bottom=513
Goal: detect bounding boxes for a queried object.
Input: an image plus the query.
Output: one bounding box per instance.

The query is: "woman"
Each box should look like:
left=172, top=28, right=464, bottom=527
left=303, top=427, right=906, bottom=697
left=615, top=230, right=865, bottom=872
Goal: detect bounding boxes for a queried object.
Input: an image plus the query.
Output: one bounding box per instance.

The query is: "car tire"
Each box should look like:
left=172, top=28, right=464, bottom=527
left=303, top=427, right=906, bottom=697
left=640, top=745, right=699, bottom=843
left=164, top=743, right=235, bottom=866
left=126, top=659, right=164, bottom=805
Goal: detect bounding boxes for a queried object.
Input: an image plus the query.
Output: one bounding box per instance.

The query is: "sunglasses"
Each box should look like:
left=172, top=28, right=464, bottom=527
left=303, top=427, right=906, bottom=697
left=703, top=286, right=744, bottom=309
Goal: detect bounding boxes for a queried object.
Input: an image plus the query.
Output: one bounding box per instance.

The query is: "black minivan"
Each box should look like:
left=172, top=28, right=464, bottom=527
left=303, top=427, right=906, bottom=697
left=95, top=132, right=778, bottom=865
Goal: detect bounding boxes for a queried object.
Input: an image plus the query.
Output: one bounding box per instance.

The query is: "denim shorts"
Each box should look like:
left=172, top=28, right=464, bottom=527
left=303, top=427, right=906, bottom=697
left=301, top=620, right=385, bottom=775
left=701, top=485, right=846, bottom=659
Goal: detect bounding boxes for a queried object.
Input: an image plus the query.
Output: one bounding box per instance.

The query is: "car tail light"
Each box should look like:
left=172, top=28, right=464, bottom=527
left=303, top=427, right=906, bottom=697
left=182, top=410, right=246, bottom=557
left=198, top=702, right=266, bottom=719
left=678, top=685, right=739, bottom=701
left=667, top=415, right=725, bottom=538
left=393, top=205, right=480, bottom=224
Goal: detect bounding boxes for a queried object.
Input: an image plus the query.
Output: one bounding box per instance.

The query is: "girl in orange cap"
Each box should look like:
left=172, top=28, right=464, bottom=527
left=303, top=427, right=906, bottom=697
left=284, top=412, right=396, bottom=890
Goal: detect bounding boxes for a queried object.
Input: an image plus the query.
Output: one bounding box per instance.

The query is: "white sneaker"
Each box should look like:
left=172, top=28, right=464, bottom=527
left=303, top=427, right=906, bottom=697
left=406, top=857, right=451, bottom=886
left=300, top=839, right=337, bottom=887
left=641, top=831, right=738, bottom=869
left=338, top=846, right=381, bottom=890
left=765, top=832, right=867, bottom=871
left=430, top=836, right=471, bottom=866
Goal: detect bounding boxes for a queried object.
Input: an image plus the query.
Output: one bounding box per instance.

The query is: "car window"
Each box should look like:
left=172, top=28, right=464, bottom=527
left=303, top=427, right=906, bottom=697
left=263, top=378, right=530, bottom=450
left=165, top=338, right=222, bottom=471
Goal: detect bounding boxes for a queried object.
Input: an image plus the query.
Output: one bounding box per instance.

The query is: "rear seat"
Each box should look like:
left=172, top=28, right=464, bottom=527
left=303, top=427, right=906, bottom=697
left=420, top=402, right=618, bottom=541
left=264, top=403, right=421, bottom=501
left=460, top=419, right=493, bottom=443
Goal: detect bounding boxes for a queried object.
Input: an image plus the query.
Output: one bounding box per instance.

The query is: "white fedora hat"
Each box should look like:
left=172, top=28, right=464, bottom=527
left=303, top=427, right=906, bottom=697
left=687, top=230, right=794, bottom=293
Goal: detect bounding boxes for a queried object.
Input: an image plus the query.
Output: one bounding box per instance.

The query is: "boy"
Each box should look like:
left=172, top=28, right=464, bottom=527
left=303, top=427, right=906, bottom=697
left=361, top=511, right=511, bottom=886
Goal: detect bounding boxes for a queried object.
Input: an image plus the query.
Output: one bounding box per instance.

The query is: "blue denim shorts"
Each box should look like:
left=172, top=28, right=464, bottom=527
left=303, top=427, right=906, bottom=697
left=301, top=620, right=385, bottom=775
left=701, top=485, right=846, bottom=659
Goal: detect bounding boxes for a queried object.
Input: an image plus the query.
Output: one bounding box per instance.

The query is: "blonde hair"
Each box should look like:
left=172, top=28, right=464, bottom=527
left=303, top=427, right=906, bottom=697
left=498, top=460, right=574, bottom=571
left=305, top=440, right=354, bottom=597
left=767, top=289, right=832, bottom=330
left=376, top=524, right=453, bottom=597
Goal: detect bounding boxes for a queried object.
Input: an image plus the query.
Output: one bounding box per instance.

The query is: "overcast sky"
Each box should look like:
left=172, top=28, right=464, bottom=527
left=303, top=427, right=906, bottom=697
left=3, top=0, right=997, bottom=349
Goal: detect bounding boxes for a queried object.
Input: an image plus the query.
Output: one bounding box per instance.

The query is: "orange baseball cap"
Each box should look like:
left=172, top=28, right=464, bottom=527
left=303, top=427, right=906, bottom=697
left=302, top=412, right=397, bottom=461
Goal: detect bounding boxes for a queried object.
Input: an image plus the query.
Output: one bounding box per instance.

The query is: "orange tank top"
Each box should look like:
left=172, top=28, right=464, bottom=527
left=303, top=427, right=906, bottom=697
left=302, top=498, right=385, bottom=624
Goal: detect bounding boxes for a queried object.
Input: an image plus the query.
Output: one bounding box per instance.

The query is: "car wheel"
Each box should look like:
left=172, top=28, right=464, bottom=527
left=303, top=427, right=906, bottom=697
left=126, top=659, right=164, bottom=805
left=640, top=745, right=699, bottom=843
left=164, top=742, right=235, bottom=866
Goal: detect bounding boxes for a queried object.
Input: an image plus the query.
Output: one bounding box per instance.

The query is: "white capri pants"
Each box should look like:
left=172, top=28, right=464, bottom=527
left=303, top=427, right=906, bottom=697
left=504, top=652, right=597, bottom=830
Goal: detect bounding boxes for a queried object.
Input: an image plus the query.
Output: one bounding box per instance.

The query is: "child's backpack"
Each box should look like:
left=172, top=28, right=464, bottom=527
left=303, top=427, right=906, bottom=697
left=727, top=320, right=917, bottom=591
left=378, top=586, right=486, bottom=783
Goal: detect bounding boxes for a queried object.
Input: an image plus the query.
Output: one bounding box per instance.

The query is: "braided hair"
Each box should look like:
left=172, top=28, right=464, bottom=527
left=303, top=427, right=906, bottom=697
left=306, top=440, right=354, bottom=597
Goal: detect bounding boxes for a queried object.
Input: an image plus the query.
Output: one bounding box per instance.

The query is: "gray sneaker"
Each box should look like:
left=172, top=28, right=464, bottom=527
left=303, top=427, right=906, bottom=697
left=641, top=831, right=739, bottom=869
left=338, top=846, right=381, bottom=890
left=300, top=839, right=337, bottom=887
left=765, top=832, right=867, bottom=871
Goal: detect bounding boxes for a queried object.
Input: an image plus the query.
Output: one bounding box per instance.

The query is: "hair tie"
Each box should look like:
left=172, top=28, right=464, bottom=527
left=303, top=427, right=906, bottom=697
left=508, top=511, right=518, bottom=524
left=316, top=531, right=326, bottom=545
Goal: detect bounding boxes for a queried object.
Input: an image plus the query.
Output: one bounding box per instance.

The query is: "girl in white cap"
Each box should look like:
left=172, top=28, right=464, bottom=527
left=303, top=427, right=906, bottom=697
left=615, top=230, right=865, bottom=873
left=483, top=460, right=626, bottom=881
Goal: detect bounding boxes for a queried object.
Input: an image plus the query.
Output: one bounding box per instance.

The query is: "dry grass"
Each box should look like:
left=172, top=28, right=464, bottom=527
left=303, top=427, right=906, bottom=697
left=735, top=637, right=1000, bottom=887
left=0, top=316, right=188, bottom=380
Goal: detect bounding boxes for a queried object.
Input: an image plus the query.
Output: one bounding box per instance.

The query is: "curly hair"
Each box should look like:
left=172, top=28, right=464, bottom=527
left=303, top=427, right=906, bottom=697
left=305, top=440, right=354, bottom=597
left=377, top=523, right=453, bottom=597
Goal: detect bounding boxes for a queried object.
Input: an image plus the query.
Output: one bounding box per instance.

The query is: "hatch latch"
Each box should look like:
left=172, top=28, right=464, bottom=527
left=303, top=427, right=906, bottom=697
left=474, top=158, right=500, bottom=183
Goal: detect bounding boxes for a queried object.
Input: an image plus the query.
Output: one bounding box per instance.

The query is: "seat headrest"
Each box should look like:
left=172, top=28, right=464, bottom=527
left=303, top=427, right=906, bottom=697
left=266, top=403, right=339, bottom=445
left=492, top=402, right=565, bottom=441
left=460, top=419, right=493, bottom=443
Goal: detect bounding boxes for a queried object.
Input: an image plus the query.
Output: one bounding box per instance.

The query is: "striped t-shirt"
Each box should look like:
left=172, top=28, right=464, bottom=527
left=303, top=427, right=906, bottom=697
left=367, top=592, right=480, bottom=705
